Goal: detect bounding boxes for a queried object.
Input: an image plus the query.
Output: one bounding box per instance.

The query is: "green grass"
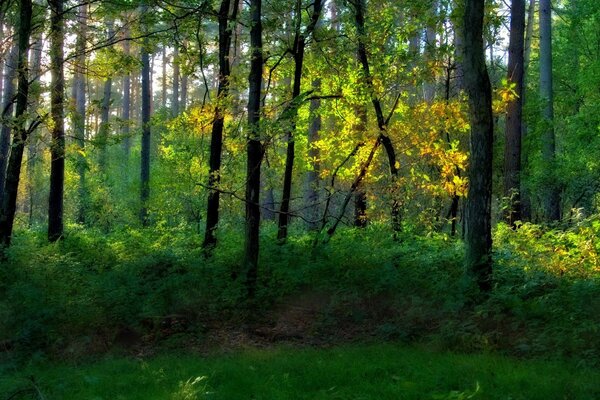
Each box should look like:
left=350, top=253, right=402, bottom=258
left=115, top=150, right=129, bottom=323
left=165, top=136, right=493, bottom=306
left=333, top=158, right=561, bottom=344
left=2, top=344, right=599, bottom=399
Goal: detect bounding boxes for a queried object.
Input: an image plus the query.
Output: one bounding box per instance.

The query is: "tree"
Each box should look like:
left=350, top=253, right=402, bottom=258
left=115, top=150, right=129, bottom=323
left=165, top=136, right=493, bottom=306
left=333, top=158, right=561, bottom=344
left=203, top=0, right=240, bottom=251
left=276, top=0, right=323, bottom=241
left=462, top=0, right=494, bottom=293
left=539, top=0, right=560, bottom=221
left=140, top=4, right=151, bottom=226
left=244, top=0, right=264, bottom=297
left=0, top=0, right=34, bottom=248
left=73, top=3, right=88, bottom=224
left=48, top=0, right=65, bottom=242
left=504, top=0, right=525, bottom=226
left=0, top=44, right=18, bottom=200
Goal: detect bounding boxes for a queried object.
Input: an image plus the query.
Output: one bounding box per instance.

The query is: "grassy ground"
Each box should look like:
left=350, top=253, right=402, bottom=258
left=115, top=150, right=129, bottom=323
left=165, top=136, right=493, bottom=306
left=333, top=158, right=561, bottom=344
left=1, top=344, right=599, bottom=399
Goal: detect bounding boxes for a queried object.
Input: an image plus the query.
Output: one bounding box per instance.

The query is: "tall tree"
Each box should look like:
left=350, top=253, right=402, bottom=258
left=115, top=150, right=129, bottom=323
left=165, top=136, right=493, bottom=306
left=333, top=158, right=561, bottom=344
left=122, top=27, right=131, bottom=158
left=277, top=0, right=323, bottom=241
left=539, top=0, right=560, bottom=221
left=462, top=0, right=494, bottom=293
left=98, top=20, right=114, bottom=172
left=172, top=46, right=180, bottom=116
left=48, top=0, right=65, bottom=241
left=73, top=3, right=88, bottom=224
left=244, top=0, right=264, bottom=297
left=0, top=44, right=18, bottom=200
left=140, top=5, right=151, bottom=226
left=0, top=0, right=34, bottom=248
left=504, top=0, right=526, bottom=226
left=203, top=0, right=240, bottom=250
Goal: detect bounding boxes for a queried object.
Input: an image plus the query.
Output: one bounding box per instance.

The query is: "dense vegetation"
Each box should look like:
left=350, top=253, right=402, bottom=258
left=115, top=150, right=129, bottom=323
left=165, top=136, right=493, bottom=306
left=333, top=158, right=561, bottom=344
left=1, top=0, right=600, bottom=396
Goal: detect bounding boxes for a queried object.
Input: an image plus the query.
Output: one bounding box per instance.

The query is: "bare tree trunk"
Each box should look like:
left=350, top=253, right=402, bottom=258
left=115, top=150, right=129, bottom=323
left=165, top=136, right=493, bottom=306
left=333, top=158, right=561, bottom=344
left=304, top=78, right=321, bottom=230
left=98, top=20, right=114, bottom=172
left=277, top=0, right=323, bottom=241
left=48, top=0, right=65, bottom=242
left=0, top=45, right=18, bottom=200
left=504, top=0, right=525, bottom=227
left=462, top=0, right=494, bottom=294
left=0, top=0, right=33, bottom=248
left=352, top=0, right=401, bottom=234
left=203, top=0, right=239, bottom=250
left=73, top=3, right=88, bottom=224
left=122, top=28, right=131, bottom=158
left=244, top=0, right=264, bottom=297
left=140, top=5, right=151, bottom=226
left=520, top=0, right=536, bottom=221
left=172, top=46, right=179, bottom=116
left=161, top=46, right=167, bottom=108
left=27, top=24, right=43, bottom=227
left=539, top=0, right=560, bottom=221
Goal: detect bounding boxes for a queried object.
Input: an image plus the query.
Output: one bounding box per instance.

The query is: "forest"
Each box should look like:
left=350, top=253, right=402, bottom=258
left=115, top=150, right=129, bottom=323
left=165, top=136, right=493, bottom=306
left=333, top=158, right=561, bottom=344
left=1, top=0, right=600, bottom=398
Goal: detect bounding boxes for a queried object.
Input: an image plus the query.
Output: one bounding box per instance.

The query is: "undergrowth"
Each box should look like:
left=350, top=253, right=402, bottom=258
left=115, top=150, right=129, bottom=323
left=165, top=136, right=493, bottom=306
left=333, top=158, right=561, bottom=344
left=1, top=220, right=599, bottom=365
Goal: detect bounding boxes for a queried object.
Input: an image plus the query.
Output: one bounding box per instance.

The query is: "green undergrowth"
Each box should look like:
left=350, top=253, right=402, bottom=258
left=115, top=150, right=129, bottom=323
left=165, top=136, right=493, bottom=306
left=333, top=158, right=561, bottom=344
left=1, top=221, right=600, bottom=364
left=1, top=344, right=599, bottom=399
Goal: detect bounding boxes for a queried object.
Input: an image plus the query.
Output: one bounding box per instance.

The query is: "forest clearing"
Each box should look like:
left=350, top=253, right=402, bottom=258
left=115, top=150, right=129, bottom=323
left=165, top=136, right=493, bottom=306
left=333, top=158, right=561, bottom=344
left=1, top=0, right=600, bottom=398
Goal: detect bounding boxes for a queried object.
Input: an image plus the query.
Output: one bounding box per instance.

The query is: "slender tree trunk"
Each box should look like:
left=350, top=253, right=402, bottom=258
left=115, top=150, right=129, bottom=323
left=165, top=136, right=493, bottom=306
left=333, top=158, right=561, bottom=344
left=539, top=0, right=560, bottom=221
left=161, top=46, right=167, bottom=108
left=122, top=29, right=131, bottom=158
left=27, top=25, right=43, bottom=227
left=172, top=46, right=180, bottom=116
left=140, top=5, right=151, bottom=226
left=423, top=0, right=438, bottom=102
left=73, top=3, right=87, bottom=224
left=277, top=0, right=323, bottom=241
left=98, top=21, right=114, bottom=172
left=304, top=78, right=321, bottom=230
left=462, top=0, right=494, bottom=294
left=48, top=0, right=65, bottom=242
left=203, top=0, right=239, bottom=250
left=0, top=45, right=18, bottom=200
left=352, top=0, right=401, bottom=234
left=354, top=105, right=368, bottom=228
left=504, top=0, right=525, bottom=227
left=244, top=0, right=264, bottom=297
left=0, top=0, right=33, bottom=248
left=181, top=73, right=188, bottom=110
left=520, top=0, right=536, bottom=221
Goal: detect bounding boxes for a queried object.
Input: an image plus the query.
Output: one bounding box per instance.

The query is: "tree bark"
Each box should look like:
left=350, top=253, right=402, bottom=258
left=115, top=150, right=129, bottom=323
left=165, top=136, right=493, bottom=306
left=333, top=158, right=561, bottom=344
left=172, top=46, right=180, bottom=116
left=304, top=78, right=321, bottom=230
left=122, top=27, right=131, bottom=158
left=277, top=0, right=323, bottom=241
left=203, top=0, right=239, bottom=250
left=539, top=0, right=560, bottom=221
left=140, top=4, right=151, bottom=226
left=73, top=3, right=88, bottom=224
left=48, top=0, right=65, bottom=242
left=244, top=0, right=264, bottom=297
left=504, top=0, right=525, bottom=226
left=0, top=44, right=18, bottom=201
left=0, top=0, right=33, bottom=248
left=352, top=0, right=401, bottom=234
left=462, top=0, right=494, bottom=294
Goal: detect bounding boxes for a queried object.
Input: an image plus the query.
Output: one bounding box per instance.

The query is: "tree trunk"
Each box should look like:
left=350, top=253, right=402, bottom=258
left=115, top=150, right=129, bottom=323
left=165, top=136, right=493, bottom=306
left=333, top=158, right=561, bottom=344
left=462, top=0, right=494, bottom=294
left=304, top=78, right=321, bottom=230
left=98, top=21, right=114, bottom=172
left=161, top=46, right=167, bottom=108
left=140, top=5, right=151, bottom=226
left=244, top=0, right=264, bottom=297
left=73, top=3, right=87, bottom=224
left=0, top=44, right=18, bottom=200
left=122, top=28, right=131, bottom=158
left=181, top=74, right=188, bottom=110
left=352, top=0, right=401, bottom=234
left=0, top=0, right=33, bottom=248
left=503, top=0, right=525, bottom=227
left=48, top=0, right=65, bottom=242
left=27, top=25, right=43, bottom=227
left=203, top=0, right=239, bottom=250
left=520, top=0, right=536, bottom=221
left=172, top=46, right=180, bottom=116
left=539, top=0, right=560, bottom=221
left=277, top=0, right=323, bottom=240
